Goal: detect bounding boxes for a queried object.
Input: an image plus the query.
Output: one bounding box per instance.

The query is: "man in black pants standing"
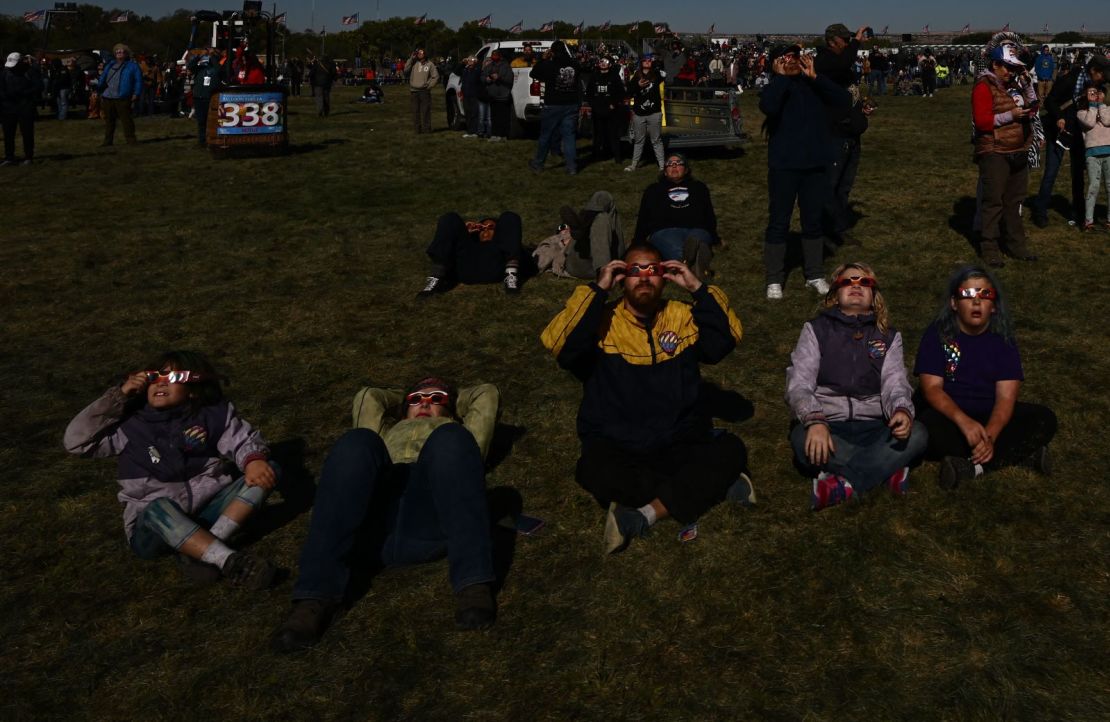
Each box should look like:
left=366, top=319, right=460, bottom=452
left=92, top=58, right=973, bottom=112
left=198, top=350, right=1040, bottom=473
left=541, top=245, right=754, bottom=554
left=418, top=212, right=525, bottom=296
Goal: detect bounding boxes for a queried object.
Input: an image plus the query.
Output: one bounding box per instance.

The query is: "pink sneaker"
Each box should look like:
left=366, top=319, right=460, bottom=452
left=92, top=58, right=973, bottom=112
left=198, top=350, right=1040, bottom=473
left=811, top=472, right=854, bottom=511
left=886, top=466, right=910, bottom=496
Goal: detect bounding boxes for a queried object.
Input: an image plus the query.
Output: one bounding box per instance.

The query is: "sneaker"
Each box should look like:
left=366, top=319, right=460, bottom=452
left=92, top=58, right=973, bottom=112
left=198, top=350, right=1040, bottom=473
left=221, top=551, right=277, bottom=590
left=766, top=283, right=783, bottom=300
left=726, top=472, right=757, bottom=507
left=623, top=164, right=636, bottom=172
left=1082, top=221, right=1095, bottom=232
left=811, top=472, right=854, bottom=511
left=603, top=502, right=650, bottom=554
left=19, top=159, right=32, bottom=166
left=462, top=133, right=476, bottom=138
left=938, top=455, right=975, bottom=490
left=454, top=583, right=496, bottom=630
left=418, top=276, right=443, bottom=297
left=886, top=466, right=910, bottom=496
left=0, top=159, right=14, bottom=167
left=805, top=278, right=831, bottom=295
left=270, top=598, right=340, bottom=653
left=503, top=271, right=520, bottom=295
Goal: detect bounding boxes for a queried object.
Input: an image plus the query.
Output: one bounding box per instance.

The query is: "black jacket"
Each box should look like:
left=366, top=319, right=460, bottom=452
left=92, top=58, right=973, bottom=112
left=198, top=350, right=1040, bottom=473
left=530, top=56, right=580, bottom=106
left=0, top=65, right=37, bottom=115
left=633, top=176, right=719, bottom=244
left=585, top=67, right=624, bottom=113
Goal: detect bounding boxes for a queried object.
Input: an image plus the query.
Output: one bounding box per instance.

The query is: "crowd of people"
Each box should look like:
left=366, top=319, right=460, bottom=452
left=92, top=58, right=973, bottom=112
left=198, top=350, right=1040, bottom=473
left=16, top=22, right=1101, bottom=654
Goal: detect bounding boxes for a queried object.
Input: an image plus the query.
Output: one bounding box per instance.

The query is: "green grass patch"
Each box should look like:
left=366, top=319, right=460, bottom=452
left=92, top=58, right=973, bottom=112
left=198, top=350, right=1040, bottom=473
left=1, top=86, right=1108, bottom=720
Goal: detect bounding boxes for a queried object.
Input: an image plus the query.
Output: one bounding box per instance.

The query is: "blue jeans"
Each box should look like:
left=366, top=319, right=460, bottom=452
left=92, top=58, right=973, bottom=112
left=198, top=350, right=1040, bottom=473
left=293, top=427, right=494, bottom=602
left=56, top=88, right=69, bottom=120
left=647, top=227, right=713, bottom=260
left=790, top=419, right=928, bottom=493
left=129, top=472, right=274, bottom=559
left=478, top=101, right=491, bottom=136
left=534, top=104, right=578, bottom=172
left=868, top=70, right=886, bottom=96
left=1033, top=127, right=1086, bottom=221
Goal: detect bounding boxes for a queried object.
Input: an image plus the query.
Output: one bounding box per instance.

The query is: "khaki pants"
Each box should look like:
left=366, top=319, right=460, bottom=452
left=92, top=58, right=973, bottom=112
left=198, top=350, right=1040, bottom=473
left=101, top=96, right=136, bottom=145
left=978, top=152, right=1030, bottom=254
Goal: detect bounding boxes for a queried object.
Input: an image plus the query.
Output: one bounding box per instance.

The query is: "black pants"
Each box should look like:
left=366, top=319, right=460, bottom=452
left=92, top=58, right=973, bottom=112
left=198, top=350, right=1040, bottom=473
left=194, top=96, right=210, bottom=144
left=463, top=96, right=481, bottom=134
left=590, top=110, right=623, bottom=162
left=915, top=399, right=1057, bottom=469
left=922, top=74, right=936, bottom=95
left=575, top=431, right=747, bottom=524
left=1, top=110, right=34, bottom=161
left=426, top=211, right=522, bottom=284
left=489, top=99, right=511, bottom=138
left=764, top=166, right=826, bottom=284
left=824, top=136, right=860, bottom=236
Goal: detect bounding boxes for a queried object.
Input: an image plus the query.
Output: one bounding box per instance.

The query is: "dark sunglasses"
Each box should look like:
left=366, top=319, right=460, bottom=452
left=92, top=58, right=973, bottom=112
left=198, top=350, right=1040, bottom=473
left=833, top=275, right=878, bottom=289
left=625, top=263, right=666, bottom=277
left=405, top=390, right=450, bottom=406
left=144, top=370, right=205, bottom=384
left=957, top=287, right=997, bottom=300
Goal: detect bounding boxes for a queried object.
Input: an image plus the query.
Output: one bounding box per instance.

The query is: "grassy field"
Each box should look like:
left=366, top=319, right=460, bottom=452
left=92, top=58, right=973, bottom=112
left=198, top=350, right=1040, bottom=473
left=2, top=84, right=1108, bottom=720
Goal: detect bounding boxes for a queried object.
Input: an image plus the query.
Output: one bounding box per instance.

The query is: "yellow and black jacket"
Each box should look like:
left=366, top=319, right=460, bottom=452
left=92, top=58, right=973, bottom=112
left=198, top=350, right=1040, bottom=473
left=541, top=283, right=742, bottom=451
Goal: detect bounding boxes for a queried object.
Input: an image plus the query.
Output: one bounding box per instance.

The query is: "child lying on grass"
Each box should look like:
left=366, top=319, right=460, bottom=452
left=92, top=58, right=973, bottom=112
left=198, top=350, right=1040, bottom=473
left=64, top=350, right=279, bottom=589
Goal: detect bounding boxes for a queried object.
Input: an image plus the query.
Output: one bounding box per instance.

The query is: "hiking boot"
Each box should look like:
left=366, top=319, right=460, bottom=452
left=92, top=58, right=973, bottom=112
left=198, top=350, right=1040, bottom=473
left=1005, top=242, right=1038, bottom=261
left=454, top=583, right=496, bottom=630
left=979, top=240, right=1005, bottom=268
left=603, top=502, right=650, bottom=554
left=938, top=455, right=975, bottom=490
left=174, top=553, right=221, bottom=586
left=766, top=283, right=784, bottom=300
left=811, top=472, right=854, bottom=511
left=726, top=472, right=757, bottom=507
left=805, top=277, right=831, bottom=295
left=222, top=551, right=277, bottom=590
left=418, top=276, right=443, bottom=297
left=270, top=598, right=339, bottom=653
left=503, top=270, right=520, bottom=295
left=886, top=466, right=910, bottom=496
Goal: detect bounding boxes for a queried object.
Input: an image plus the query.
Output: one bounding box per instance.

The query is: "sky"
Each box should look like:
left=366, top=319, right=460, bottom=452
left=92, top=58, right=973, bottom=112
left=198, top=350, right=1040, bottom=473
left=1, top=0, right=1105, bottom=36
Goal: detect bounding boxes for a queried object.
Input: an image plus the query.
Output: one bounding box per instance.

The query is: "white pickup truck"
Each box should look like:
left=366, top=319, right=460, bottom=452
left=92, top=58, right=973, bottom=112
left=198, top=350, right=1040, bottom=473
left=445, top=40, right=553, bottom=138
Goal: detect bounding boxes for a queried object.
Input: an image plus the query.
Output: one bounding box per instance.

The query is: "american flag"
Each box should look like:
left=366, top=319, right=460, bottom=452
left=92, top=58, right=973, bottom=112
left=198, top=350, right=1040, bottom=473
left=539, top=21, right=554, bottom=33
left=628, top=21, right=638, bottom=32
left=1081, top=23, right=1086, bottom=32
left=110, top=11, right=129, bottom=23
left=881, top=25, right=889, bottom=35
left=508, top=20, right=523, bottom=34
left=475, top=14, right=491, bottom=28
left=922, top=24, right=930, bottom=34
left=1042, top=23, right=1048, bottom=32
left=414, top=13, right=427, bottom=25
left=23, top=9, right=45, bottom=22
left=707, top=23, right=715, bottom=35
left=1001, top=22, right=1009, bottom=31
left=341, top=13, right=358, bottom=26
left=274, top=12, right=287, bottom=25
left=599, top=20, right=610, bottom=32
left=961, top=23, right=970, bottom=33
left=653, top=23, right=667, bottom=34
left=573, top=21, right=582, bottom=36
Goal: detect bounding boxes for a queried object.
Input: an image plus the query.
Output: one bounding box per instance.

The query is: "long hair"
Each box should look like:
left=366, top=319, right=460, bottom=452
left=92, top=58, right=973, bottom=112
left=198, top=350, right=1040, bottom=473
left=820, top=261, right=891, bottom=333
left=140, top=350, right=225, bottom=411
left=934, top=264, right=1014, bottom=343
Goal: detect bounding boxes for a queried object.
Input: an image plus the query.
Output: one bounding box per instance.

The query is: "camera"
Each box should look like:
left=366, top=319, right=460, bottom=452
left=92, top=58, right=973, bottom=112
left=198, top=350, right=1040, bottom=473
left=864, top=27, right=874, bottom=39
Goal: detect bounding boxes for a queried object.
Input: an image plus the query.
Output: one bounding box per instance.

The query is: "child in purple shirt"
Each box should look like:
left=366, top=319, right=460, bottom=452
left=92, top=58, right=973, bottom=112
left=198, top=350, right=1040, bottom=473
left=913, top=265, right=1057, bottom=488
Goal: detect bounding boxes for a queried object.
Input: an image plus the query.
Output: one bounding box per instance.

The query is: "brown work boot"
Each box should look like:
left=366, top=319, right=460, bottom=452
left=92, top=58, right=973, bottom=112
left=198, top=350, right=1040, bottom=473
left=270, top=598, right=340, bottom=653
left=454, top=583, right=496, bottom=630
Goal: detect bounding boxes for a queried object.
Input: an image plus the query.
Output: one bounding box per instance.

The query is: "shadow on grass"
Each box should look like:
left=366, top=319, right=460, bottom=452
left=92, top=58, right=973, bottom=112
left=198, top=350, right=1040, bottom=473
left=486, top=422, right=526, bottom=472
left=948, top=195, right=980, bottom=255
left=237, top=438, right=315, bottom=548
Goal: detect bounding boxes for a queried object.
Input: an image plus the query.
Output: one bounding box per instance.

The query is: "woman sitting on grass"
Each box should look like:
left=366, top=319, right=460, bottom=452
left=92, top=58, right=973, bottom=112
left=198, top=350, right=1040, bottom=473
left=912, top=265, right=1057, bottom=488
left=64, top=350, right=279, bottom=589
left=786, top=262, right=927, bottom=510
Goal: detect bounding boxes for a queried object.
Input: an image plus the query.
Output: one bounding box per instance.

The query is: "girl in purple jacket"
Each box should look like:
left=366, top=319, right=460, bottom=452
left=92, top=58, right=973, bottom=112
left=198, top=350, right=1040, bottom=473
left=64, top=350, right=278, bottom=589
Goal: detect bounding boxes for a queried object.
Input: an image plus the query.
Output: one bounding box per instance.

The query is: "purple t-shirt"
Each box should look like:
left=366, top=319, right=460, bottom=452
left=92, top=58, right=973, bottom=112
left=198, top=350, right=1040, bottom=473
left=913, top=323, right=1024, bottom=418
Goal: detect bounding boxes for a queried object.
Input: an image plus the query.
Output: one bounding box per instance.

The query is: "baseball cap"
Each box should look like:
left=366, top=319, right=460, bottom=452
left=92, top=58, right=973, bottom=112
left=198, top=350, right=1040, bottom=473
left=769, top=44, right=802, bottom=63
left=989, top=44, right=1025, bottom=68
left=5, top=52, right=20, bottom=68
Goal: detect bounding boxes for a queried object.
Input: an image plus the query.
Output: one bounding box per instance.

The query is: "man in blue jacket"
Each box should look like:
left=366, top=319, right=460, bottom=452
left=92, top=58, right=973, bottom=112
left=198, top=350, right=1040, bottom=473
left=1033, top=45, right=1055, bottom=101
left=97, top=43, right=143, bottom=146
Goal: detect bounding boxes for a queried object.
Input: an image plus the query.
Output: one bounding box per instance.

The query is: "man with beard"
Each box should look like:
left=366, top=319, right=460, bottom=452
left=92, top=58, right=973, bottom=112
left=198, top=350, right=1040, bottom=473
left=541, top=246, right=753, bottom=555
